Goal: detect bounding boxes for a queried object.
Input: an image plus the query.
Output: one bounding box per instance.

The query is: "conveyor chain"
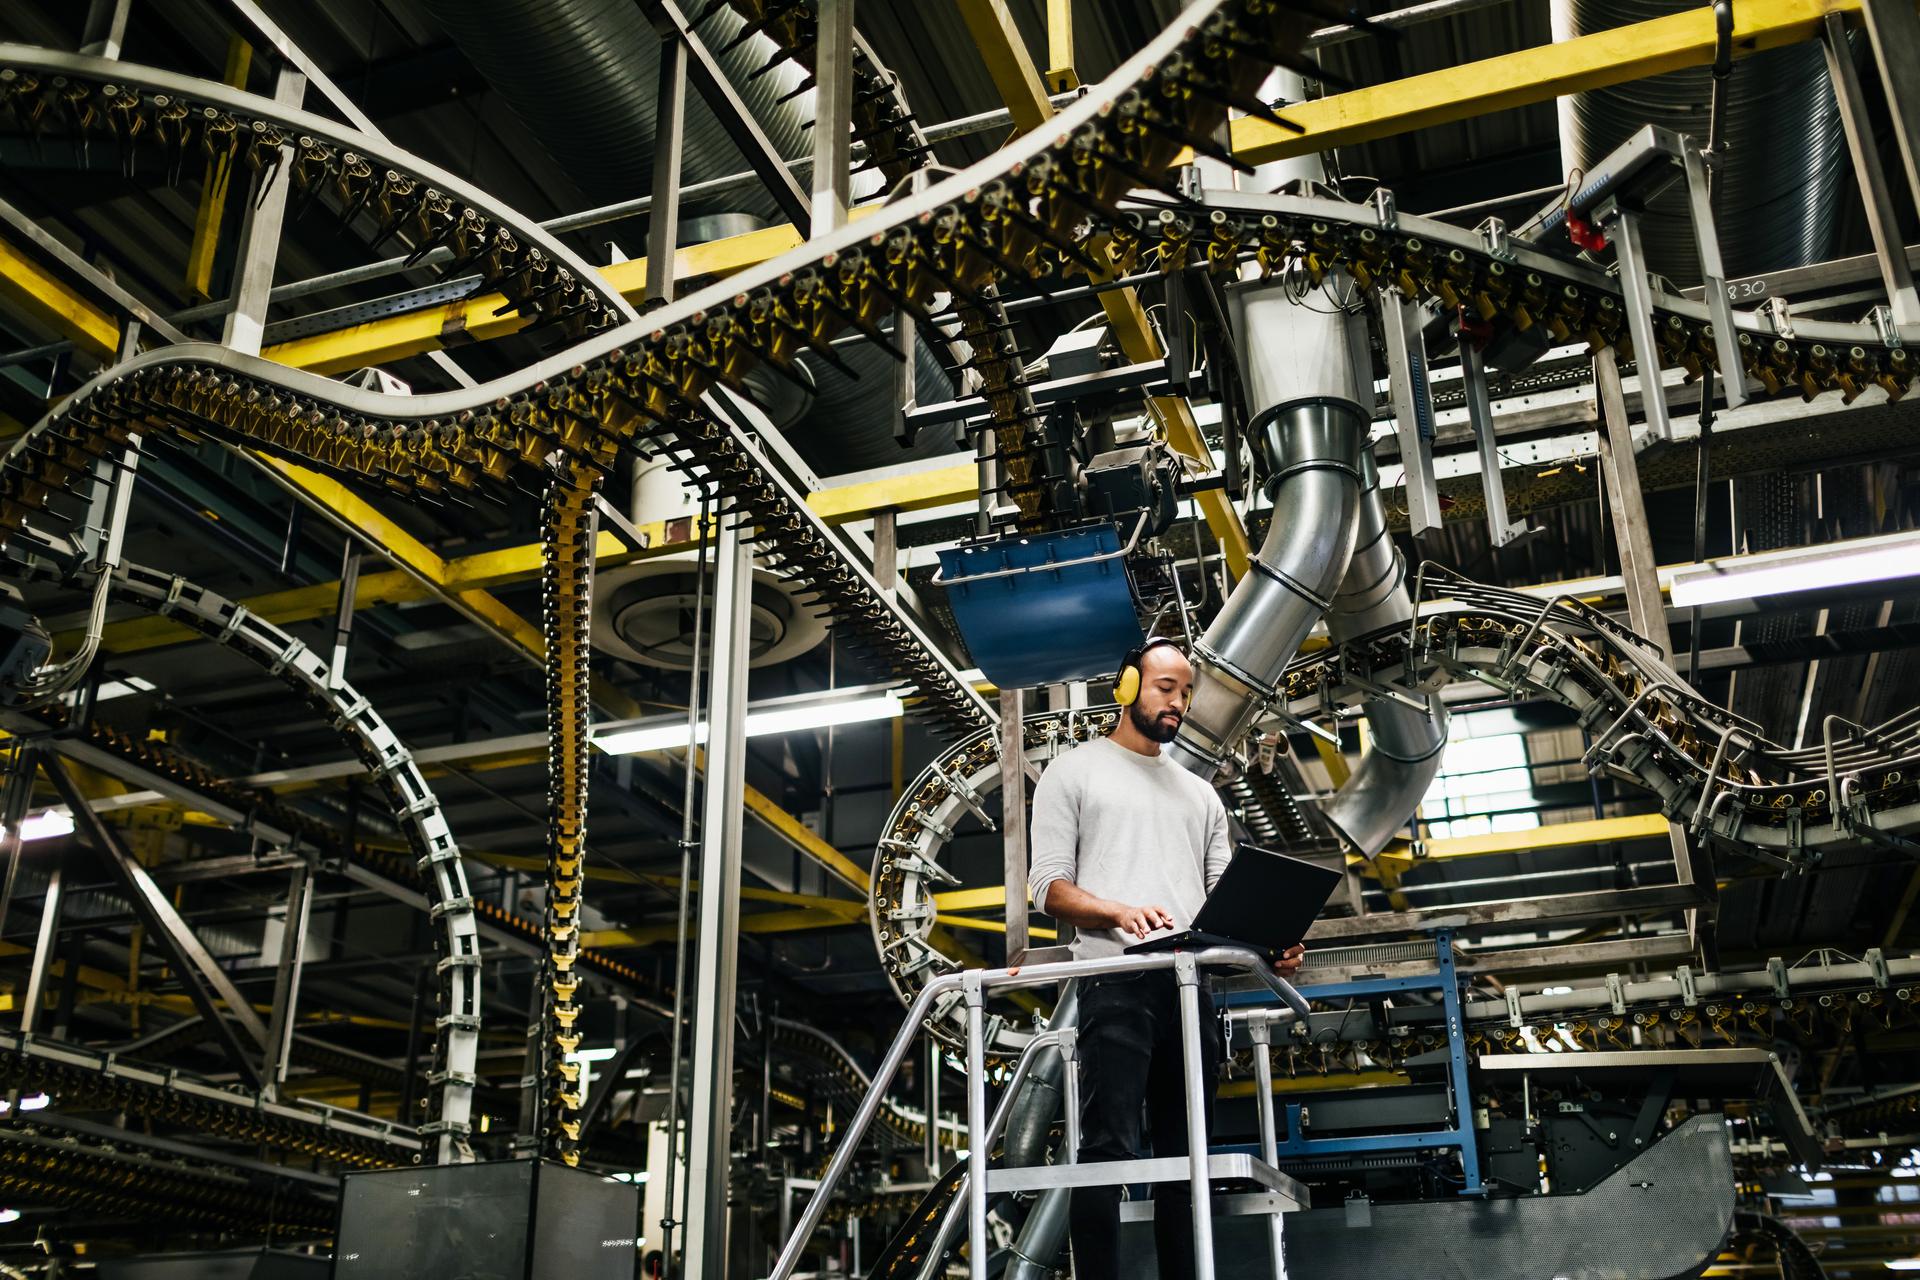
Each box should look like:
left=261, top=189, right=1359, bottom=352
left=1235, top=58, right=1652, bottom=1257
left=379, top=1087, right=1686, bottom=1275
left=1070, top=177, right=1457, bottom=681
left=709, top=0, right=933, bottom=180
left=542, top=466, right=597, bottom=1165
left=877, top=581, right=1920, bottom=1052
left=36, top=706, right=657, bottom=998
left=0, top=1126, right=335, bottom=1235
left=717, top=1, right=1056, bottom=529
left=0, top=50, right=632, bottom=340
left=0, top=1028, right=412, bottom=1166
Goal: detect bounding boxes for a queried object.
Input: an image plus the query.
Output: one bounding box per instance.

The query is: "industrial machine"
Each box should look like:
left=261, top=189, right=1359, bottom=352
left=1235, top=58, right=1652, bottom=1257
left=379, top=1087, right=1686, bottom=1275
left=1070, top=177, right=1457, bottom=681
left=0, top=0, right=1918, bottom=1274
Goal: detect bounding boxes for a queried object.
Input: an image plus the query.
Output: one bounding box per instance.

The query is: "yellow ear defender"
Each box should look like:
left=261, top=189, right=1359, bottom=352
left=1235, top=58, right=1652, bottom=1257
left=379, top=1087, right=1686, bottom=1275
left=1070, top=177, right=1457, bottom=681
left=1113, top=637, right=1182, bottom=707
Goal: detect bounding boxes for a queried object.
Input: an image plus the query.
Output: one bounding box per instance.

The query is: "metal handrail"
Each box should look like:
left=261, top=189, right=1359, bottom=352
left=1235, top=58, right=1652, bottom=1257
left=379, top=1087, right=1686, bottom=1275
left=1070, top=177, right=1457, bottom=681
left=768, top=945, right=1307, bottom=1280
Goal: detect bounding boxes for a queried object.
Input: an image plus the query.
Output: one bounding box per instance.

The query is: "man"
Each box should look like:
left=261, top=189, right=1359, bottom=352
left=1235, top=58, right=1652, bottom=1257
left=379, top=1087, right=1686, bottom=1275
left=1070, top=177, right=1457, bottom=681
left=1027, top=636, right=1305, bottom=1280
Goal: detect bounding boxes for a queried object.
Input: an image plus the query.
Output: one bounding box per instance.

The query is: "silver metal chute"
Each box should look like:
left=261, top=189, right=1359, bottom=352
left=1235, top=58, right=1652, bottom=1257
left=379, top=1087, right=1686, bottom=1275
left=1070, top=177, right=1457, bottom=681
left=1320, top=452, right=1450, bottom=856
left=1167, top=280, right=1371, bottom=780
left=1170, top=272, right=1446, bottom=859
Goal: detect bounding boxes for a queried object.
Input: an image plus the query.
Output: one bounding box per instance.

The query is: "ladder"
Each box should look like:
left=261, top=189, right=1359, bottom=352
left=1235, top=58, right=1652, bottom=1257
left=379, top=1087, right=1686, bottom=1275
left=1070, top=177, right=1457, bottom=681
left=769, top=946, right=1312, bottom=1280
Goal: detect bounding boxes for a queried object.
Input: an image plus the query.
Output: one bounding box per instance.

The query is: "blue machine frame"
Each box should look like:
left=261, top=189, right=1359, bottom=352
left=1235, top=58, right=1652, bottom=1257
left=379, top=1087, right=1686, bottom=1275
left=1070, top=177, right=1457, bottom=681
left=1222, top=931, right=1484, bottom=1195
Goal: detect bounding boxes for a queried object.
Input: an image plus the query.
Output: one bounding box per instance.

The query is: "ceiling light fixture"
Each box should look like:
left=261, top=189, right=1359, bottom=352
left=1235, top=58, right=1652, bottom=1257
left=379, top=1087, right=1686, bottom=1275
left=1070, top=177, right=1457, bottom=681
left=595, top=692, right=905, bottom=756
left=1669, top=533, right=1920, bottom=610
left=17, top=811, right=73, bottom=843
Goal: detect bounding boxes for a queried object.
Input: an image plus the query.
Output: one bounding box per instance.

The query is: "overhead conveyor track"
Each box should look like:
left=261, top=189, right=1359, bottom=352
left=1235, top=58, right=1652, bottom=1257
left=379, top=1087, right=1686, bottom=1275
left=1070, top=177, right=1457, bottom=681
left=4, top=0, right=1920, bottom=1187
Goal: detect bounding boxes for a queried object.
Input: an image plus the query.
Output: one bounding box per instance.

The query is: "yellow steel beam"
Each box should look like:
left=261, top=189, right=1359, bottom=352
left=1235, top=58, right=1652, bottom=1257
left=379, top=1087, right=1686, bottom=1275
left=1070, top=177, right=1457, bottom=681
left=1045, top=0, right=1080, bottom=93
left=740, top=780, right=871, bottom=891
left=1219, top=1070, right=1409, bottom=1096
left=957, top=0, right=1055, bottom=131
left=1228, top=0, right=1860, bottom=167
left=253, top=455, right=547, bottom=660
left=932, top=885, right=1010, bottom=913
left=952, top=0, right=1252, bottom=577
left=260, top=211, right=882, bottom=375
left=805, top=462, right=979, bottom=525
left=185, top=37, right=252, bottom=302
left=1420, top=811, right=1670, bottom=860
left=583, top=899, right=868, bottom=948
left=0, top=236, right=119, bottom=361
left=935, top=913, right=1057, bottom=941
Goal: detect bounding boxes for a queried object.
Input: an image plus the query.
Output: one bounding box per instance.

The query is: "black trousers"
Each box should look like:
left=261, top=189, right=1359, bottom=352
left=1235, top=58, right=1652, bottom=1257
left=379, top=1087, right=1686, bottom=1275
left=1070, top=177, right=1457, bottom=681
left=1068, top=969, right=1223, bottom=1280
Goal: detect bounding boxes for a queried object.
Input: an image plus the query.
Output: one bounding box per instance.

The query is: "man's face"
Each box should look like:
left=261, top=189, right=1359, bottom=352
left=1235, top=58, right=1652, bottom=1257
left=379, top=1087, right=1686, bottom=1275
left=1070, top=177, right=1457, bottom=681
left=1127, top=644, right=1194, bottom=744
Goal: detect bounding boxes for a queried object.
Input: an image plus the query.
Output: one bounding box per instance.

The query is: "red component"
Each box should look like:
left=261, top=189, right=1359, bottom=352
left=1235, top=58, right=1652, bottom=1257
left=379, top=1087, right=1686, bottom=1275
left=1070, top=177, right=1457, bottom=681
left=1567, top=211, right=1608, bottom=253
left=1457, top=307, right=1495, bottom=348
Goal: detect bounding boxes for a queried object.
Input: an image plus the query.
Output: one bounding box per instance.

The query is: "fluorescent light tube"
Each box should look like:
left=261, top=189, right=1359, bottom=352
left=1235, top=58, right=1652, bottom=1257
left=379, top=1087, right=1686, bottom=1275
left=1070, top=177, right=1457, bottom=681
left=18, top=811, right=73, bottom=842
left=594, top=722, right=707, bottom=756
left=746, top=693, right=904, bottom=736
left=595, top=693, right=904, bottom=756
left=1670, top=537, right=1920, bottom=609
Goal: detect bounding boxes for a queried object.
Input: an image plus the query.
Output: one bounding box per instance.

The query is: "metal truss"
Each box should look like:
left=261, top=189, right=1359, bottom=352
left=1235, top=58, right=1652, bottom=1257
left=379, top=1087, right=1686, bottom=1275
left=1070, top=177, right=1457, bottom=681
left=83, top=561, right=483, bottom=1163
left=875, top=573, right=1920, bottom=1054
left=6, top=0, right=1920, bottom=1169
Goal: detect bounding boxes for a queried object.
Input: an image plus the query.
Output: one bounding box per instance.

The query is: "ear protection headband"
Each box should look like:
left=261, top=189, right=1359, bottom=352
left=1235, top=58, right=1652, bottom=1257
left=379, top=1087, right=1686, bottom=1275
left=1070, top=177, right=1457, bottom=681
left=1113, top=636, right=1183, bottom=707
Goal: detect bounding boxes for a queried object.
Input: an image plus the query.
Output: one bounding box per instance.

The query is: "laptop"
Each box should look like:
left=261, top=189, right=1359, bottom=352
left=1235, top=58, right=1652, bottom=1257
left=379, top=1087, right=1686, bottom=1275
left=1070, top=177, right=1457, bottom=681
left=1124, top=843, right=1342, bottom=959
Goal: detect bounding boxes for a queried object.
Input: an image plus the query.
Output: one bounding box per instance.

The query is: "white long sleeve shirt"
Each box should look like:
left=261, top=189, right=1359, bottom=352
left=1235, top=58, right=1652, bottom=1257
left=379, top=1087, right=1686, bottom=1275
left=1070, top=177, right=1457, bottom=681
left=1026, top=737, right=1233, bottom=960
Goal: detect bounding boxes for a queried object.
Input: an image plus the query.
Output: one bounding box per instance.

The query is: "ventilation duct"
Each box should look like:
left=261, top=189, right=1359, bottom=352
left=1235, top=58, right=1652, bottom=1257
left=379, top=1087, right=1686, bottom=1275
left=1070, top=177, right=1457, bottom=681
left=1551, top=0, right=1850, bottom=286
left=589, top=455, right=827, bottom=671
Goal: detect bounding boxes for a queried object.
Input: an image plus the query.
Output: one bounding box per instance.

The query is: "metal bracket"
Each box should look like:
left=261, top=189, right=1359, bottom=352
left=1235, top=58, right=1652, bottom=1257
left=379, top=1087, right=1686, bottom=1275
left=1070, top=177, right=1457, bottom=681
left=1475, top=216, right=1513, bottom=262
left=1759, top=295, right=1795, bottom=339
left=1506, top=988, right=1525, bottom=1029
left=1373, top=187, right=1397, bottom=230
left=1869, top=304, right=1903, bottom=349
left=1676, top=964, right=1698, bottom=1008
left=1867, top=947, right=1891, bottom=988
left=1768, top=956, right=1791, bottom=999
left=1606, top=972, right=1627, bottom=1016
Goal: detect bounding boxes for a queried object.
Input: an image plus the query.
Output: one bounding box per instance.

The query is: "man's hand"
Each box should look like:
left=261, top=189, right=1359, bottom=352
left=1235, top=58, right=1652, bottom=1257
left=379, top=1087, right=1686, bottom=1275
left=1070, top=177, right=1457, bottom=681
left=1273, top=943, right=1306, bottom=979
left=1110, top=902, right=1175, bottom=939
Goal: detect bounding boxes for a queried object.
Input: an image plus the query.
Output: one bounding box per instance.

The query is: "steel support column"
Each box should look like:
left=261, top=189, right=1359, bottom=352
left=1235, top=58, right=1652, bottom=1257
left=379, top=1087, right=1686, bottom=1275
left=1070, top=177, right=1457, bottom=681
left=644, top=0, right=812, bottom=232
left=219, top=65, right=305, bottom=355
left=1860, top=0, right=1920, bottom=217
left=259, top=862, right=313, bottom=1100
left=1821, top=11, right=1920, bottom=325
left=646, top=33, right=688, bottom=308
left=685, top=515, right=753, bottom=1280
left=78, top=0, right=132, bottom=61
left=1593, top=349, right=1716, bottom=957
left=1383, top=293, right=1442, bottom=538
left=18, top=847, right=64, bottom=1038
left=999, top=687, right=1029, bottom=963
left=810, top=0, right=856, bottom=235
left=41, top=756, right=270, bottom=1084
left=1592, top=350, right=1670, bottom=655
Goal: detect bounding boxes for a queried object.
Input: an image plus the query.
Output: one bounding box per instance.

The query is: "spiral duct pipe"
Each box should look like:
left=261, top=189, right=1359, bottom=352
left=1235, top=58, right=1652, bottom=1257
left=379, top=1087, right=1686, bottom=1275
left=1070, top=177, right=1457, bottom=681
left=1551, top=0, right=1849, bottom=286
left=1166, top=279, right=1370, bottom=780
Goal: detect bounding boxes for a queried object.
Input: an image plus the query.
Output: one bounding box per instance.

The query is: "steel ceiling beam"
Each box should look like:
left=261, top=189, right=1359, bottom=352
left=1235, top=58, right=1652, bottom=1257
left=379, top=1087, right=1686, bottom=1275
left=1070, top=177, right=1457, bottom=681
left=955, top=0, right=1252, bottom=578
left=1225, top=0, right=1864, bottom=167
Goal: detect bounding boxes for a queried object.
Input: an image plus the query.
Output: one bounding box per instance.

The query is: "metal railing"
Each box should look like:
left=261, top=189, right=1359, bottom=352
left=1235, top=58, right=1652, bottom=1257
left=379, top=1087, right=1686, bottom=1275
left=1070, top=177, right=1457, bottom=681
left=769, top=945, right=1310, bottom=1280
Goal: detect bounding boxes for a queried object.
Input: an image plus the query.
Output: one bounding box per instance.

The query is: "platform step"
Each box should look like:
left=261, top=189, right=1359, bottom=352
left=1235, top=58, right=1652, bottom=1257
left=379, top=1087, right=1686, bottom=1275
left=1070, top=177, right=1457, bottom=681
left=988, top=1152, right=1305, bottom=1210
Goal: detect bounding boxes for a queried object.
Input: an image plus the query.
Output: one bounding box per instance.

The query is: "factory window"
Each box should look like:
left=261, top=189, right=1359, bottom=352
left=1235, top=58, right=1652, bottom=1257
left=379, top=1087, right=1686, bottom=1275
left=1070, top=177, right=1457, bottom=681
left=1420, top=731, right=1544, bottom=840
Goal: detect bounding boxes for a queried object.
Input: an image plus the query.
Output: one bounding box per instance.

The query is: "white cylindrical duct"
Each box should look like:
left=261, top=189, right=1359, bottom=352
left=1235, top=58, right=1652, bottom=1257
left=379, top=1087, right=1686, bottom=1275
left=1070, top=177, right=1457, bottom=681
left=588, top=454, right=828, bottom=670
